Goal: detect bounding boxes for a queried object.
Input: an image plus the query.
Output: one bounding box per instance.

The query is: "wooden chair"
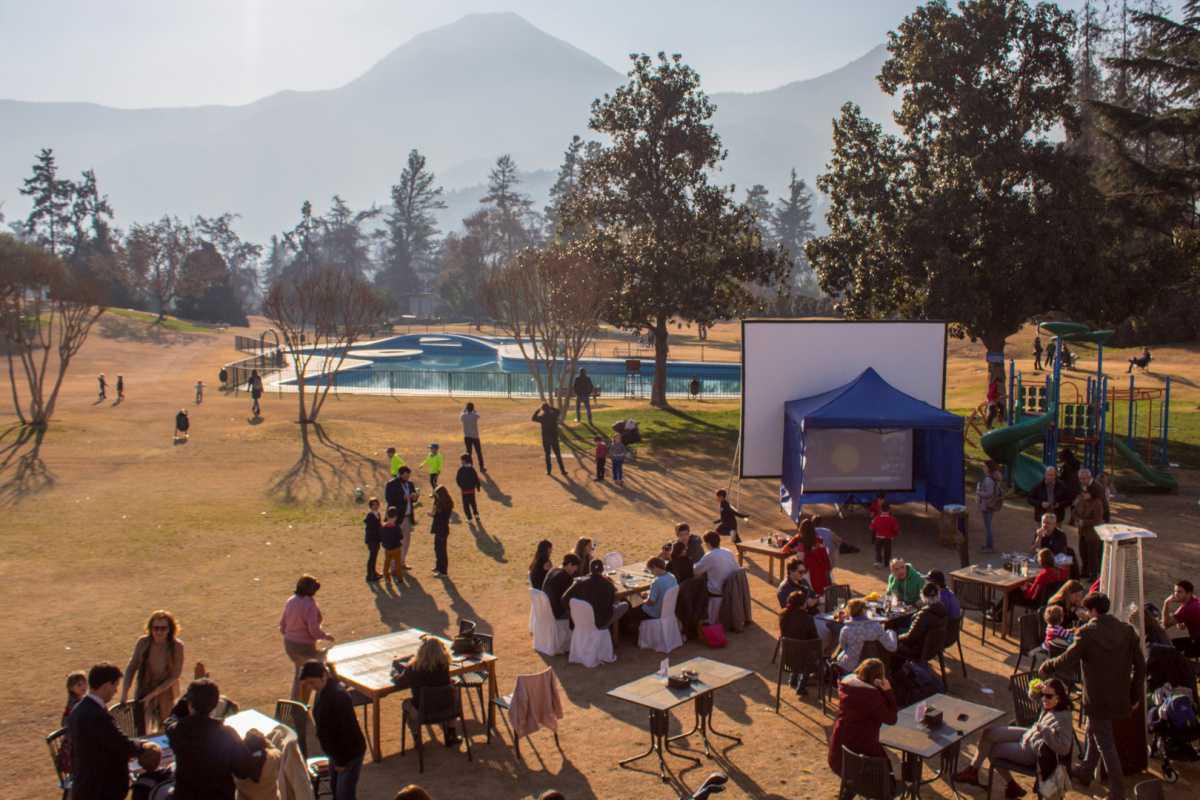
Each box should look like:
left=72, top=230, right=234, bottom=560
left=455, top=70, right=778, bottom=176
left=824, top=583, right=852, bottom=612
left=452, top=632, right=495, bottom=721
left=274, top=699, right=332, bottom=797
left=401, top=684, right=473, bottom=773
left=838, top=746, right=898, bottom=799
left=776, top=636, right=827, bottom=714
left=46, top=728, right=69, bottom=800
left=942, top=614, right=968, bottom=678
left=1013, top=613, right=1045, bottom=676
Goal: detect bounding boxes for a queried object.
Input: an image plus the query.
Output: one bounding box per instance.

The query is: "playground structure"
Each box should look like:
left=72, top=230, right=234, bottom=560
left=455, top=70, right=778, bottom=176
left=972, top=321, right=1178, bottom=493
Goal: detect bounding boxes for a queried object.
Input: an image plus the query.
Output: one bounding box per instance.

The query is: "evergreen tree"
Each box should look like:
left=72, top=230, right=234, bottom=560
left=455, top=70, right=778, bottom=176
left=379, top=149, right=446, bottom=312
left=481, top=154, right=536, bottom=264
left=545, top=136, right=597, bottom=239
left=771, top=169, right=818, bottom=297
left=18, top=148, right=73, bottom=256
left=319, top=195, right=379, bottom=279
left=194, top=213, right=261, bottom=321
left=744, top=184, right=772, bottom=239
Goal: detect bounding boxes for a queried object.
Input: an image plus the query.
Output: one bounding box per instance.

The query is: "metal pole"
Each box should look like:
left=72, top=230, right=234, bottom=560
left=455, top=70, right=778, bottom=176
left=1127, top=373, right=1135, bottom=446
left=1008, top=359, right=1017, bottom=422
left=1160, top=376, right=1171, bottom=466
left=1097, top=374, right=1108, bottom=477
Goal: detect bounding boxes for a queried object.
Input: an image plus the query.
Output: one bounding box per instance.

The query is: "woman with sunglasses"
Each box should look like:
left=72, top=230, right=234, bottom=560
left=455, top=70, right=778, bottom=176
left=954, top=677, right=1074, bottom=797
left=119, top=609, right=185, bottom=734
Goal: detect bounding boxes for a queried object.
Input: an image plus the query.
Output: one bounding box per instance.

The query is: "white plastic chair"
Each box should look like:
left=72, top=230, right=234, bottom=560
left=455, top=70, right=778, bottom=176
left=568, top=599, right=615, bottom=668
left=637, top=584, right=684, bottom=653
left=602, top=552, right=624, bottom=571
left=530, top=589, right=571, bottom=656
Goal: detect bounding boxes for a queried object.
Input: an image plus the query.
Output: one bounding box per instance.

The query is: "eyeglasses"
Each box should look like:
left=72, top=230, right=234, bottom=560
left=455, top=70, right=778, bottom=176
left=1041, top=693, right=1058, bottom=701
left=151, top=625, right=170, bottom=632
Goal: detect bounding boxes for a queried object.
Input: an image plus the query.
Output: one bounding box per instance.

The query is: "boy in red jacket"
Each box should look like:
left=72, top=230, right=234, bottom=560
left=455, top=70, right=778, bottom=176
left=869, top=501, right=900, bottom=568
left=594, top=436, right=608, bottom=481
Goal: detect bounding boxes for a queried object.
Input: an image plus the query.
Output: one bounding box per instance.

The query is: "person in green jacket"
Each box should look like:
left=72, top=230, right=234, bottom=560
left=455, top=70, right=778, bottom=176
left=418, top=443, right=444, bottom=489
left=386, top=447, right=406, bottom=478
left=886, top=560, right=925, bottom=606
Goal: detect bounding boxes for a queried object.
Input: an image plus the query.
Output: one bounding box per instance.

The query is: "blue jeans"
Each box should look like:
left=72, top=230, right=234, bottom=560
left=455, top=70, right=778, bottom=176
left=981, top=509, right=994, bottom=549
left=330, top=755, right=362, bottom=800
left=612, top=458, right=624, bottom=481
left=576, top=394, right=592, bottom=422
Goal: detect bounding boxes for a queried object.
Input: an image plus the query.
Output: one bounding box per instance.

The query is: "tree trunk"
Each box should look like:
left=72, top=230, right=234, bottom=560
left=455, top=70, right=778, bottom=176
left=650, top=317, right=670, bottom=408
left=983, top=331, right=1008, bottom=395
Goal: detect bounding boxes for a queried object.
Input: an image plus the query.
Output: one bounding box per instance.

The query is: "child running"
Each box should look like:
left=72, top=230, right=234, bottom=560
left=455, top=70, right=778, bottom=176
left=418, top=443, right=443, bottom=489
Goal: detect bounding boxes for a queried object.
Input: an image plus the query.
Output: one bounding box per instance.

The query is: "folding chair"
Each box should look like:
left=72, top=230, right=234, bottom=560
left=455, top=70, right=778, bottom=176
left=487, top=667, right=564, bottom=758
left=109, top=701, right=137, bottom=738
left=919, top=625, right=948, bottom=690
left=453, top=632, right=495, bottom=721
left=776, top=636, right=827, bottom=714
left=942, top=614, right=968, bottom=678
left=956, top=581, right=992, bottom=644
left=401, top=684, right=473, bottom=773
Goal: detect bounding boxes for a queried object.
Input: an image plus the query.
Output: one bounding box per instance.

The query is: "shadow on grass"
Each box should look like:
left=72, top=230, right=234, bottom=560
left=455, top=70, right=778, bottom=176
left=0, top=425, right=55, bottom=506
left=269, top=421, right=383, bottom=505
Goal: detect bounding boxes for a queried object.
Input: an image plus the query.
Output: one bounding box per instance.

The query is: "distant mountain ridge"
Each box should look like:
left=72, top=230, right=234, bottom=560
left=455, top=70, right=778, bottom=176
left=0, top=12, right=894, bottom=242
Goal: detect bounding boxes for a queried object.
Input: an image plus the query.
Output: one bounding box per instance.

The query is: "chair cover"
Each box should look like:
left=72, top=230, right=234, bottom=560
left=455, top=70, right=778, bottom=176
left=602, top=552, right=624, bottom=571
left=530, top=589, right=571, bottom=656
left=638, top=585, right=684, bottom=653
left=568, top=599, right=615, bottom=668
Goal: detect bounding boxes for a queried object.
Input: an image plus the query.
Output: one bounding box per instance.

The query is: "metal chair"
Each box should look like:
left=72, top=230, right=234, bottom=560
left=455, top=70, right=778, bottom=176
left=918, top=624, right=949, bottom=690
left=824, top=583, right=852, bottom=612
left=956, top=581, right=992, bottom=644
left=942, top=614, right=968, bottom=678
left=452, top=632, right=495, bottom=721
left=838, top=746, right=898, bottom=799
left=776, top=636, right=827, bottom=713
left=1009, top=672, right=1042, bottom=726
left=401, top=684, right=472, bottom=773
left=1013, top=613, right=1044, bottom=676
left=488, top=668, right=563, bottom=758
left=46, top=728, right=70, bottom=800
left=274, top=699, right=332, bottom=797
left=109, top=701, right=137, bottom=737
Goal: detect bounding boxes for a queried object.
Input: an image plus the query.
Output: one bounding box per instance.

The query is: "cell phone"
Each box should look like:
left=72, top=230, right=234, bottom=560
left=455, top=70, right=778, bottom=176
left=957, top=713, right=968, bottom=721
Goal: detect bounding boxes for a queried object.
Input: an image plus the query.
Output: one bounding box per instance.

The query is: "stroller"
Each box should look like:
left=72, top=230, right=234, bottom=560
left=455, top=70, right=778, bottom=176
left=1147, top=682, right=1200, bottom=783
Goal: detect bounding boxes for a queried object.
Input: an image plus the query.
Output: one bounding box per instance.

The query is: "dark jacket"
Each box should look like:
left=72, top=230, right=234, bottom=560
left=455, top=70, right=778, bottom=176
left=408, top=664, right=451, bottom=711
left=363, top=511, right=381, bottom=545
left=675, top=575, right=710, bottom=639
left=529, top=563, right=549, bottom=591
left=668, top=556, right=694, bottom=583
left=828, top=676, right=899, bottom=775
left=431, top=490, right=453, bottom=535
left=455, top=465, right=480, bottom=492
left=66, top=697, right=141, bottom=800
left=542, top=567, right=574, bottom=619
left=1041, top=612, right=1146, bottom=721
left=562, top=573, right=618, bottom=628
left=715, top=500, right=748, bottom=534
left=312, top=679, right=367, bottom=768
left=572, top=373, right=594, bottom=397
left=897, top=600, right=948, bottom=660
left=532, top=406, right=560, bottom=441
left=680, top=534, right=705, bottom=563
left=380, top=521, right=401, bottom=551
left=1028, top=479, right=1074, bottom=523
left=780, top=606, right=819, bottom=640
left=1034, top=526, right=1068, bottom=556
left=384, top=477, right=411, bottom=519
left=165, top=700, right=256, bottom=800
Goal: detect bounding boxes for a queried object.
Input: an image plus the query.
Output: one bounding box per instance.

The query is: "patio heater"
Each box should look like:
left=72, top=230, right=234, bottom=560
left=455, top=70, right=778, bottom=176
left=1095, top=523, right=1154, bottom=774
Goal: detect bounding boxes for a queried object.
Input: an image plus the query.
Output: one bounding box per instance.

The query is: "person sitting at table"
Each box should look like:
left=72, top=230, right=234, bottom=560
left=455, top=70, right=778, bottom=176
left=573, top=536, right=595, bottom=565
left=953, top=677, right=1075, bottom=797
left=827, top=658, right=898, bottom=788
left=777, top=557, right=815, bottom=609
left=625, top=558, right=678, bottom=632
left=694, top=530, right=741, bottom=622
left=1009, top=548, right=1069, bottom=612
left=784, top=518, right=833, bottom=594
left=542, top=553, right=581, bottom=620
left=393, top=639, right=462, bottom=748
left=779, top=591, right=822, bottom=692
left=667, top=540, right=695, bottom=582
left=674, top=522, right=705, bottom=563
left=1162, top=579, right=1200, bottom=657
left=833, top=598, right=898, bottom=674
left=234, top=728, right=283, bottom=800
left=886, top=559, right=925, bottom=607
left=1047, top=580, right=1087, bottom=629
left=894, top=582, right=948, bottom=664
left=562, top=558, right=630, bottom=631
left=528, top=539, right=553, bottom=591
left=164, top=678, right=258, bottom=800
left=1032, top=513, right=1068, bottom=556
left=926, top=570, right=961, bottom=620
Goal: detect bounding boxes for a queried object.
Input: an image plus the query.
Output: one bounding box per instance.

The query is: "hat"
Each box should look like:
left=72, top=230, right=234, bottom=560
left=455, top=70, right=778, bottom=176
left=429, top=443, right=439, bottom=450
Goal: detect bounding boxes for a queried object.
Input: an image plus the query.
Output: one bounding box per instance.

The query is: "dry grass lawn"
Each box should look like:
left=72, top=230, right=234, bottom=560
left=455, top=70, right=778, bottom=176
left=1, top=316, right=1198, bottom=799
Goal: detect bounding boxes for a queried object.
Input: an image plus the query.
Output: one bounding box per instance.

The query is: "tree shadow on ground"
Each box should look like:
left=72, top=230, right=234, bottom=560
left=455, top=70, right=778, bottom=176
left=0, top=425, right=55, bottom=506
left=269, top=422, right=383, bottom=505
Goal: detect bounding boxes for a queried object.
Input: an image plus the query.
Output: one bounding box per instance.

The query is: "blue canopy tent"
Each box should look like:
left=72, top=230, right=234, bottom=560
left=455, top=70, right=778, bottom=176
left=779, top=368, right=964, bottom=519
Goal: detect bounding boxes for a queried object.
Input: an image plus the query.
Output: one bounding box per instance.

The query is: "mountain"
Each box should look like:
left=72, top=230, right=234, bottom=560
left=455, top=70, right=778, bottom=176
left=0, top=12, right=894, bottom=242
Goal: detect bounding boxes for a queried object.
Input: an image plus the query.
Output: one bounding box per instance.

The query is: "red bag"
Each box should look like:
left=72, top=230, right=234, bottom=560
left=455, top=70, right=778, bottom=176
left=700, top=623, right=727, bottom=648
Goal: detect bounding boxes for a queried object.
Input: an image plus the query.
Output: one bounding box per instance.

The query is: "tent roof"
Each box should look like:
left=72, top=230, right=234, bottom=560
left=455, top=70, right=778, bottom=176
left=784, top=368, right=962, bottom=430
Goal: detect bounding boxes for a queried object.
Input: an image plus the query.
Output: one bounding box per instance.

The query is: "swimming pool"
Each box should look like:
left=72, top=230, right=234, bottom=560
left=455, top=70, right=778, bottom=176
left=275, top=333, right=742, bottom=398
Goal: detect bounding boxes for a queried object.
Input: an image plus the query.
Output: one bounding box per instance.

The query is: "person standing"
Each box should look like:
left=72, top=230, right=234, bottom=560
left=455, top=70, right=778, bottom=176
left=97, top=373, right=107, bottom=400
left=278, top=575, right=334, bottom=702
left=714, top=488, right=749, bottom=543
left=300, top=662, right=366, bottom=800
left=385, top=466, right=418, bottom=569
left=533, top=403, right=566, bottom=476
left=164, top=678, right=257, bottom=800
left=1027, top=466, right=1073, bottom=524
left=68, top=662, right=160, bottom=800
left=116, top=375, right=124, bottom=401
left=976, top=460, right=1004, bottom=553
left=248, top=369, right=264, bottom=417
left=870, top=502, right=900, bottom=567
left=417, top=443, right=443, bottom=489
left=119, top=610, right=185, bottom=735
left=594, top=435, right=608, bottom=481
left=380, top=507, right=403, bottom=584
left=455, top=454, right=481, bottom=523
left=1039, top=592, right=1146, bottom=799
left=609, top=433, right=628, bottom=487
left=1033, top=335, right=1043, bottom=371
left=363, top=498, right=382, bottom=582
left=573, top=368, right=595, bottom=424
left=195, top=380, right=204, bottom=404
left=386, top=447, right=405, bottom=478
left=430, top=485, right=454, bottom=577
left=1072, top=468, right=1105, bottom=580
left=985, top=374, right=1005, bottom=429
left=460, top=402, right=485, bottom=471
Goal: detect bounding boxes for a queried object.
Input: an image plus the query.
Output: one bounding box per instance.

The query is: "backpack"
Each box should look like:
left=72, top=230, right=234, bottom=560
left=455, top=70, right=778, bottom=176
left=979, top=475, right=1004, bottom=511
left=1161, top=693, right=1200, bottom=732
left=895, top=660, right=944, bottom=707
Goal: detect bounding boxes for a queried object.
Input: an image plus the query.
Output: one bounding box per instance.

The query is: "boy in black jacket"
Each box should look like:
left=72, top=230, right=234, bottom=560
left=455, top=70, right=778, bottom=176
left=300, top=662, right=366, bottom=799
left=455, top=454, right=482, bottom=523
left=164, top=679, right=257, bottom=800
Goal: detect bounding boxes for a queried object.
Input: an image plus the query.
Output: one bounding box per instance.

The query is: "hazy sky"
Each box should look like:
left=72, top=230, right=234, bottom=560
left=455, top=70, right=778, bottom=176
left=0, top=1, right=1089, bottom=108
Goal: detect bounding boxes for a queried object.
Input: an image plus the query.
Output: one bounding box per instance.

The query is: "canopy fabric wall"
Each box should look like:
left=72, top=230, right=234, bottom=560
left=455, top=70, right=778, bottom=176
left=780, top=367, right=964, bottom=517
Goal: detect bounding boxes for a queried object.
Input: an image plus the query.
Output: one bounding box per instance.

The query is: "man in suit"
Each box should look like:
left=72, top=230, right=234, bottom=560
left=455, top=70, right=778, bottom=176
left=542, top=553, right=582, bottom=620
left=67, top=662, right=159, bottom=800
left=385, top=465, right=418, bottom=567
left=1040, top=592, right=1146, bottom=800
left=164, top=678, right=257, bottom=800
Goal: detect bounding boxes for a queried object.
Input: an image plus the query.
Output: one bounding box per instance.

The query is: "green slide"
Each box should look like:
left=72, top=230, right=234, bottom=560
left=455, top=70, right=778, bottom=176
left=1113, top=437, right=1179, bottom=491
left=979, top=409, right=1056, bottom=493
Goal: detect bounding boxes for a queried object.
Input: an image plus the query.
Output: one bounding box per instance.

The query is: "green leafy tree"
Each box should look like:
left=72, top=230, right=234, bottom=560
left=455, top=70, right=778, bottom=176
left=807, top=0, right=1106, bottom=383
left=125, top=216, right=195, bottom=321
left=565, top=53, right=788, bottom=407
left=378, top=149, right=446, bottom=312
left=195, top=213, right=261, bottom=317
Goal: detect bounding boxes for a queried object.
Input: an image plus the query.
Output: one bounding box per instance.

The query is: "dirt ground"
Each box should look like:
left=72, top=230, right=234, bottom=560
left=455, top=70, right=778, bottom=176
left=1, top=317, right=1197, bottom=799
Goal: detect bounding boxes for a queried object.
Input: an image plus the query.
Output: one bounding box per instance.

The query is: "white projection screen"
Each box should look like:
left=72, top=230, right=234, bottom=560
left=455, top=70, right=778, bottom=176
left=740, top=320, right=947, bottom=478
left=802, top=428, right=914, bottom=492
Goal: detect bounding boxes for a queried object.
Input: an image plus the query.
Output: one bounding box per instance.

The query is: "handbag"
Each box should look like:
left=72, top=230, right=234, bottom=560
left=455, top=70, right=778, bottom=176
left=700, top=623, right=728, bottom=648
left=1037, top=763, right=1071, bottom=800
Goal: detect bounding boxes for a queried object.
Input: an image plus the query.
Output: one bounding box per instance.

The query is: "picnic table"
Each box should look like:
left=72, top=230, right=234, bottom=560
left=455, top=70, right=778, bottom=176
left=608, top=656, right=752, bottom=782
left=880, top=693, right=1005, bottom=798
left=734, top=537, right=789, bottom=583
left=949, top=564, right=1031, bottom=640
left=327, top=628, right=498, bottom=762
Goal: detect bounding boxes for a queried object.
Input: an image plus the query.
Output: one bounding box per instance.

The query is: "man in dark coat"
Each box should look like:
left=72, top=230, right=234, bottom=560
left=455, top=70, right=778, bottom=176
left=301, top=661, right=367, bottom=800
left=1032, top=512, right=1069, bottom=556
left=895, top=582, right=949, bottom=663
left=562, top=558, right=629, bottom=630
left=164, top=678, right=257, bottom=800
left=455, top=453, right=482, bottom=523
left=1040, top=592, right=1146, bottom=800
left=542, top=554, right=581, bottom=620
left=714, top=488, right=749, bottom=543
left=532, top=403, right=566, bottom=475
left=67, top=663, right=158, bottom=800
left=1027, top=465, right=1074, bottom=523
left=572, top=368, right=595, bottom=424
left=674, top=522, right=705, bottom=563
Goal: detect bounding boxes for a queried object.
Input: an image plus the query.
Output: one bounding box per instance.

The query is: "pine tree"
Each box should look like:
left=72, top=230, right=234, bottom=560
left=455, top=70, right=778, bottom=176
left=744, top=184, right=772, bottom=239
left=481, top=154, right=536, bottom=264
left=545, top=136, right=592, bottom=239
left=771, top=169, right=818, bottom=296
left=19, top=148, right=73, bottom=256
left=379, top=149, right=446, bottom=311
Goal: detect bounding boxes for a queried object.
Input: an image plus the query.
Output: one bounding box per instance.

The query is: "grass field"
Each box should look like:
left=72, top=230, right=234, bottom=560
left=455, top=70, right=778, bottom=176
left=1, top=314, right=1197, bottom=799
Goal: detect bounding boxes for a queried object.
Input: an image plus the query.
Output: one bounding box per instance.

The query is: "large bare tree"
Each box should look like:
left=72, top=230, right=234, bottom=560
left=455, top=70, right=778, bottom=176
left=482, top=243, right=609, bottom=415
left=263, top=264, right=386, bottom=424
left=0, top=234, right=106, bottom=428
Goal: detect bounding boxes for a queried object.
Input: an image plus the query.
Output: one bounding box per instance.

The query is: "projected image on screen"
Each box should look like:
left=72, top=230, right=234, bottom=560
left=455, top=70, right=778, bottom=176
left=802, top=428, right=913, bottom=492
